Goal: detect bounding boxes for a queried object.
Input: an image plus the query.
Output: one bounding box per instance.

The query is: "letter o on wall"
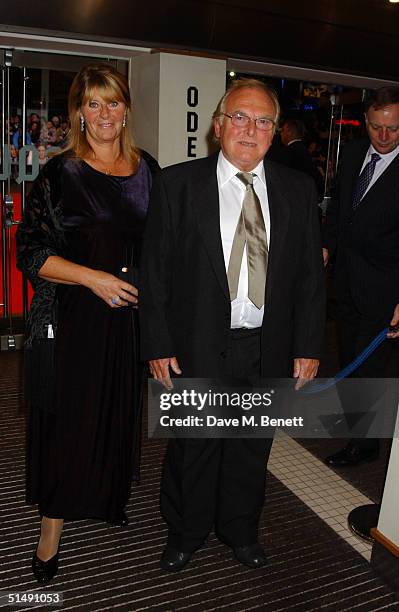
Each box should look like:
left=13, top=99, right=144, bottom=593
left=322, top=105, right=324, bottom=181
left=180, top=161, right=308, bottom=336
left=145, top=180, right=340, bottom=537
left=187, top=86, right=199, bottom=108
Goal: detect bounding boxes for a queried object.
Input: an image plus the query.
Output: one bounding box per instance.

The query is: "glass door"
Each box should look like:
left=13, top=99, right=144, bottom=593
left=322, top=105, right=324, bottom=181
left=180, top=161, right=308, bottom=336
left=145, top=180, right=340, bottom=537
left=0, top=50, right=125, bottom=350
left=320, top=89, right=366, bottom=214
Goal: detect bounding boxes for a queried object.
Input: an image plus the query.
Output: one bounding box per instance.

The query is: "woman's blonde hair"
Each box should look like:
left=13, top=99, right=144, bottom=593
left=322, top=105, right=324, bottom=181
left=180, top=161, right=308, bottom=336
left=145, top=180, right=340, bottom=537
left=63, top=63, right=139, bottom=169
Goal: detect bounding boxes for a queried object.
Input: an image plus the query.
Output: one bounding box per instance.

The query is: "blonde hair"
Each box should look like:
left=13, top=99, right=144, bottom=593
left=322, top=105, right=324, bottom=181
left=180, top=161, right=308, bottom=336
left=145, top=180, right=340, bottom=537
left=63, top=63, right=139, bottom=169
left=214, top=78, right=280, bottom=131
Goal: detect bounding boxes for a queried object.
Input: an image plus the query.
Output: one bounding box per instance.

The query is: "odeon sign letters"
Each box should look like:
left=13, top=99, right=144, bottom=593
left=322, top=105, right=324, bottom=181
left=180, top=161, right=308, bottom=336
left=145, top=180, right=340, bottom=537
left=0, top=145, right=60, bottom=183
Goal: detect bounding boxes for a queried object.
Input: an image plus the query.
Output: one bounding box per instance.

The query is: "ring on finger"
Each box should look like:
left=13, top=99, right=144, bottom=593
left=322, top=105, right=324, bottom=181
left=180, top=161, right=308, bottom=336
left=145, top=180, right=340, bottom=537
left=111, top=296, right=120, bottom=305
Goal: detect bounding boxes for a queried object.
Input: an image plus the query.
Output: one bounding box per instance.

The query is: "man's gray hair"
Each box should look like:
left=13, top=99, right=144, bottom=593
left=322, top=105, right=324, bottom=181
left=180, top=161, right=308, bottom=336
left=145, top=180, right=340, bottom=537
left=213, top=78, right=280, bottom=129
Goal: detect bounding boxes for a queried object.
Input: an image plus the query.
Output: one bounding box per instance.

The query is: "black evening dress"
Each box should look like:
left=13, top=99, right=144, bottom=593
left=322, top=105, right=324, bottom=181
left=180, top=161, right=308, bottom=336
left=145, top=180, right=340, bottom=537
left=18, top=153, right=156, bottom=522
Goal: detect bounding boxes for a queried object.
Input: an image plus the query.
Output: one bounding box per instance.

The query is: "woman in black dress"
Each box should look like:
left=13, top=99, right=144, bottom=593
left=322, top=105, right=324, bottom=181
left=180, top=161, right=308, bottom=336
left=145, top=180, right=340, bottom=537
left=16, top=63, right=159, bottom=583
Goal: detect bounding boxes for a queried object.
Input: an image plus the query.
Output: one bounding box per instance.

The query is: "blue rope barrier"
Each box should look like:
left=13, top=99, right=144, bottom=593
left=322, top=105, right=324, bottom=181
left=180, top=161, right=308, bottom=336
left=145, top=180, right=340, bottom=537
left=302, top=327, right=390, bottom=394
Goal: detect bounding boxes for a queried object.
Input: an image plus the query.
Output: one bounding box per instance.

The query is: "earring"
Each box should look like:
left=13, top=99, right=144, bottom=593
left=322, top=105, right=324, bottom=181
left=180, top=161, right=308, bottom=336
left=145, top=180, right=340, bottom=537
left=80, top=116, right=85, bottom=132
left=122, top=112, right=126, bottom=128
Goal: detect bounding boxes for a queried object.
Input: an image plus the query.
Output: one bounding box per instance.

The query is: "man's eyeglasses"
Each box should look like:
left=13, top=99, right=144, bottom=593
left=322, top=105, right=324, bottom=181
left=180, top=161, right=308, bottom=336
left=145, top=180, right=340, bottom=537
left=220, top=112, right=276, bottom=131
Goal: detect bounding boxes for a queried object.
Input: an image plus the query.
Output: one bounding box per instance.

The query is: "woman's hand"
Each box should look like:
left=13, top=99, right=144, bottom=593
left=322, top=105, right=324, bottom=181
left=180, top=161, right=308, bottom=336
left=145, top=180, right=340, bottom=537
left=38, top=256, right=138, bottom=307
left=85, top=269, right=138, bottom=308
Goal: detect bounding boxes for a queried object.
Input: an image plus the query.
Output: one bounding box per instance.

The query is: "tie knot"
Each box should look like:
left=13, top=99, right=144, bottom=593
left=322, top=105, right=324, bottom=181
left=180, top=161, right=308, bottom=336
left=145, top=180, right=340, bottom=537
left=371, top=153, right=381, bottom=163
left=236, top=172, right=254, bottom=187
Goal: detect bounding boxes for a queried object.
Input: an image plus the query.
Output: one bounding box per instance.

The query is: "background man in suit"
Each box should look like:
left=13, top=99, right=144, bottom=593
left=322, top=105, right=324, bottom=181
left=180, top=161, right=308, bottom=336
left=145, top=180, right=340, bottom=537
left=274, top=117, right=323, bottom=205
left=140, top=79, right=325, bottom=572
left=324, top=86, right=399, bottom=471
left=279, top=118, right=316, bottom=178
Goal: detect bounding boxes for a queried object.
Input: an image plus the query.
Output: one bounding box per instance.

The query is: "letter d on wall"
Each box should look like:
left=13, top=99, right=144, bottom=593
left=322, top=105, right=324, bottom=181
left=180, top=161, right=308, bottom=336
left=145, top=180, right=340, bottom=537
left=187, top=112, right=198, bottom=132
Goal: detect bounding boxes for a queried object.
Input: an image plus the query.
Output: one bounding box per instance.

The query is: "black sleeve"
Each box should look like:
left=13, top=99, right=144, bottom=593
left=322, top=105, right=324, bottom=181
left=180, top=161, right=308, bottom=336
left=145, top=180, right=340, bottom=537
left=16, top=157, right=65, bottom=288
left=293, top=178, right=326, bottom=358
left=139, top=171, right=175, bottom=361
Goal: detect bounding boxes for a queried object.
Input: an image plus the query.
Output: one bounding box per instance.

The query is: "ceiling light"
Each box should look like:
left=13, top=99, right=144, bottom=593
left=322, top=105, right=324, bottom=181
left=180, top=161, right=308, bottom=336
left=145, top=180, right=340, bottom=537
left=389, top=1, right=399, bottom=4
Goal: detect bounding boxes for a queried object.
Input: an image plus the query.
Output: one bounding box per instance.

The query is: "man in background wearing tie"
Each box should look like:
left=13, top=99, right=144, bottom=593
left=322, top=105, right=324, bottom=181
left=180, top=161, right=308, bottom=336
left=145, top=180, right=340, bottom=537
left=140, top=79, right=325, bottom=571
left=324, top=87, right=399, bottom=471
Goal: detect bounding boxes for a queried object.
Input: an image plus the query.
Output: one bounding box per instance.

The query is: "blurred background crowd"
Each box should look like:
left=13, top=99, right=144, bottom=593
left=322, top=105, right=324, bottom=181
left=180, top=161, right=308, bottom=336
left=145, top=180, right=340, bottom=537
left=6, top=112, right=70, bottom=173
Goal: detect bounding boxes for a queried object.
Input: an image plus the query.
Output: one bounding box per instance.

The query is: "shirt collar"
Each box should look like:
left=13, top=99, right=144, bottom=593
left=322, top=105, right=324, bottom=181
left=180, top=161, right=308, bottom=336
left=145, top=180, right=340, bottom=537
left=217, top=151, right=266, bottom=188
left=368, top=143, right=399, bottom=162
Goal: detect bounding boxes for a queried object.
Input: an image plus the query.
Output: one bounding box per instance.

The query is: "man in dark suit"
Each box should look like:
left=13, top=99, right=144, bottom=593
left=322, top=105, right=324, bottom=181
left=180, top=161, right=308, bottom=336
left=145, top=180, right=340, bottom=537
left=140, top=79, right=325, bottom=571
left=324, top=86, right=399, bottom=472
left=279, top=118, right=316, bottom=178
left=324, top=86, right=399, bottom=540
left=271, top=117, right=324, bottom=205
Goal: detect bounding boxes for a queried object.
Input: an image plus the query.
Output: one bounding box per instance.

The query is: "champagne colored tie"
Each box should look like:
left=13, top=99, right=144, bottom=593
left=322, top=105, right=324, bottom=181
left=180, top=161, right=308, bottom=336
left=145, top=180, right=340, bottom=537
left=227, top=172, right=268, bottom=309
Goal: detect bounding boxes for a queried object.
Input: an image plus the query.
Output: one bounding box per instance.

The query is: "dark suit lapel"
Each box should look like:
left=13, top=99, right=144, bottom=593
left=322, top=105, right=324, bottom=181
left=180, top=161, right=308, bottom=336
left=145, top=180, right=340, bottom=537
left=192, top=154, right=230, bottom=300
left=359, top=149, right=399, bottom=208
left=264, top=161, right=290, bottom=307
left=349, top=141, right=369, bottom=183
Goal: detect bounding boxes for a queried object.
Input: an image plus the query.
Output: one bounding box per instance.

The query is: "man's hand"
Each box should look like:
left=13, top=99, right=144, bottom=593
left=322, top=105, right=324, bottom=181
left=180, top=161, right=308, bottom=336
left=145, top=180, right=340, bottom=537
left=293, top=358, right=319, bottom=390
left=322, top=248, right=329, bottom=267
left=149, top=357, right=182, bottom=390
left=387, top=304, right=399, bottom=339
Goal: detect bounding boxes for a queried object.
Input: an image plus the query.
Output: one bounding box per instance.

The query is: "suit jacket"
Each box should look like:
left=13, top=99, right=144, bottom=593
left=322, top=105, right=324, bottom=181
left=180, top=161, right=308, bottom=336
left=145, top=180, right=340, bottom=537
left=286, top=141, right=316, bottom=178
left=140, top=152, right=325, bottom=378
left=325, top=138, right=399, bottom=316
left=268, top=140, right=322, bottom=199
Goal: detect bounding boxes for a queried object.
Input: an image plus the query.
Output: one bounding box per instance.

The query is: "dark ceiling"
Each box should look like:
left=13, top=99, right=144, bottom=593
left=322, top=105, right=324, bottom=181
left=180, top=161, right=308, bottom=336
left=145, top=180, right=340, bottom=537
left=1, top=0, right=399, bottom=80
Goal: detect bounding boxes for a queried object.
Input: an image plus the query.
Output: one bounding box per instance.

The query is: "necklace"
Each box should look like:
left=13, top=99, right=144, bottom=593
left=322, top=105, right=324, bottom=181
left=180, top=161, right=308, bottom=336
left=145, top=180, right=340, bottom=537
left=92, top=152, right=122, bottom=175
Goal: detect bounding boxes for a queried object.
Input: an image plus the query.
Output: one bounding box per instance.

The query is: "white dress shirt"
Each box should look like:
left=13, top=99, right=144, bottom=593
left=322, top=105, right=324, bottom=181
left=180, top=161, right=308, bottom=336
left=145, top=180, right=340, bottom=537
left=217, top=151, right=270, bottom=329
left=359, top=144, right=399, bottom=200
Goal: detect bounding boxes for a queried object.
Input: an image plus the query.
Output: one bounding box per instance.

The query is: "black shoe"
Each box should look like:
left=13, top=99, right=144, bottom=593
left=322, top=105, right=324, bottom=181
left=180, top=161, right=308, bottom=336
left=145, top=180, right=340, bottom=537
left=32, top=547, right=60, bottom=584
left=108, top=512, right=129, bottom=527
left=160, top=546, right=192, bottom=572
left=348, top=503, right=380, bottom=542
left=233, top=543, right=268, bottom=568
left=325, top=443, right=379, bottom=467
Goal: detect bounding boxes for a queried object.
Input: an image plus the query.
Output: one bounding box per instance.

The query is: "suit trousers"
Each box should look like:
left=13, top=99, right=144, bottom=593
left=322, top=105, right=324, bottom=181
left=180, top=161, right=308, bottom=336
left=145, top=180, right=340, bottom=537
left=336, top=285, right=399, bottom=452
left=161, top=328, right=274, bottom=552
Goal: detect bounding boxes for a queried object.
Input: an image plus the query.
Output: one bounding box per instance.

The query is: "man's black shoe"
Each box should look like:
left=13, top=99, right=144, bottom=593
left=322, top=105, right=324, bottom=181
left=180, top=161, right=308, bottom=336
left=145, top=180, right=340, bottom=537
left=160, top=546, right=192, bottom=572
left=233, top=543, right=268, bottom=568
left=325, top=443, right=378, bottom=467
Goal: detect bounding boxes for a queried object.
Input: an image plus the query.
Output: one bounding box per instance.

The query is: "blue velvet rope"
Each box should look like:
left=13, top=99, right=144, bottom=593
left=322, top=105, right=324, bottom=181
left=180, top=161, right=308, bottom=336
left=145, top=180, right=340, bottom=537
left=302, top=327, right=390, bottom=394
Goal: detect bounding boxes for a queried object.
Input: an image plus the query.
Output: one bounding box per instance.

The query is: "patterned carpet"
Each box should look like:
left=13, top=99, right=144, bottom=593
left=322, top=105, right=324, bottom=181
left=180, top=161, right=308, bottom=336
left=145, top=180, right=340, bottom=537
left=0, top=351, right=398, bottom=611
